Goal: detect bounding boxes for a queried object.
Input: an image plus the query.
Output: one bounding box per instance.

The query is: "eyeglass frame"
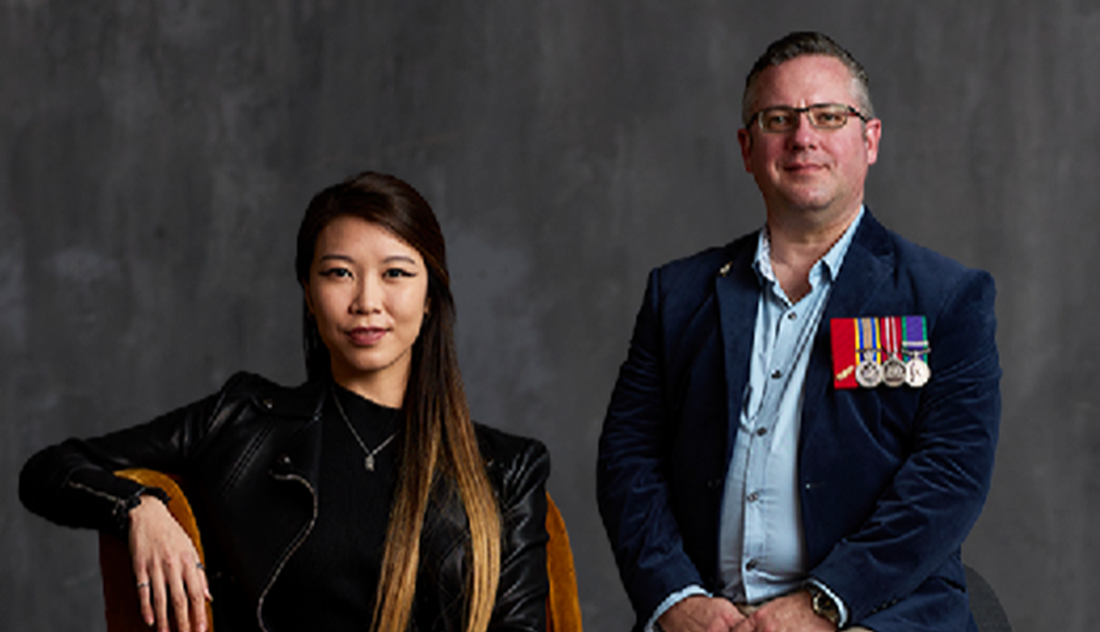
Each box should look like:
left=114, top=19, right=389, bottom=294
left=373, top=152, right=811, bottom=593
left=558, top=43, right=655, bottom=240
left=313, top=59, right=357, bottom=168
left=745, top=103, right=870, bottom=133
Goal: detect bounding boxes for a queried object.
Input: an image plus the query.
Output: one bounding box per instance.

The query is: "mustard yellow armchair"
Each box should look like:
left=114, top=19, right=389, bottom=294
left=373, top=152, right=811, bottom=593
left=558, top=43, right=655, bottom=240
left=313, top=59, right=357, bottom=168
left=544, top=493, right=582, bottom=632
left=100, top=469, right=582, bottom=632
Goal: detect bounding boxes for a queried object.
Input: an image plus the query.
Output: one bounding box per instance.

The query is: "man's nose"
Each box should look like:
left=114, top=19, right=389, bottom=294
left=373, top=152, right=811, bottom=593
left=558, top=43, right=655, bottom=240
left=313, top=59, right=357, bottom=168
left=788, top=111, right=820, bottom=148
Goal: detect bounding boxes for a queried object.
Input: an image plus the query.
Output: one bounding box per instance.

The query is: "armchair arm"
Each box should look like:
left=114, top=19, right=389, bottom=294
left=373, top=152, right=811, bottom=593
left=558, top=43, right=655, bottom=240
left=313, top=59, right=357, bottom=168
left=546, top=493, right=583, bottom=632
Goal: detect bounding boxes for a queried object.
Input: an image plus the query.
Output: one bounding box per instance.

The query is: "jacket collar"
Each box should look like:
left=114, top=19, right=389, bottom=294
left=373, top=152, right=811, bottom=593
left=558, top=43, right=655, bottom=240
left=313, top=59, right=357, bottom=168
left=258, top=378, right=327, bottom=488
left=245, top=377, right=328, bottom=420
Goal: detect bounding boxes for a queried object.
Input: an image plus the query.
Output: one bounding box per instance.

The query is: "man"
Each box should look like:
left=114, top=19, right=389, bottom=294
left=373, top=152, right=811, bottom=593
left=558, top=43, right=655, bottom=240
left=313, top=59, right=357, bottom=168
left=597, top=32, right=1000, bottom=632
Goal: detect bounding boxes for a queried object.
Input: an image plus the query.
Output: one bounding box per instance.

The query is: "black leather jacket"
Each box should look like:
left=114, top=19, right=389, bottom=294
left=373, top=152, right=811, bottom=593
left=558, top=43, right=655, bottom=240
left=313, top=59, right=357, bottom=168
left=20, top=372, right=550, bottom=632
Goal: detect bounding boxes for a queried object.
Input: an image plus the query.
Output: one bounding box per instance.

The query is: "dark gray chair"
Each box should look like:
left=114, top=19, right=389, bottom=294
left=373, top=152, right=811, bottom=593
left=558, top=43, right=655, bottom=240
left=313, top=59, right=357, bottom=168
left=965, top=564, right=1012, bottom=632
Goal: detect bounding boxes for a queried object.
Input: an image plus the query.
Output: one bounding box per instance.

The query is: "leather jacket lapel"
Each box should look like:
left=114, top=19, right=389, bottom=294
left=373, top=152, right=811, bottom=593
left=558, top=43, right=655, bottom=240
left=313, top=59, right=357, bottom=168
left=226, top=382, right=326, bottom=628
left=263, top=385, right=325, bottom=486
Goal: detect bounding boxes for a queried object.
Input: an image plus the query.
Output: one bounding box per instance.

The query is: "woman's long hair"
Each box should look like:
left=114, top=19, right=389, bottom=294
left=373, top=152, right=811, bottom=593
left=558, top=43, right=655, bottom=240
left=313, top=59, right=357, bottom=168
left=295, top=171, right=501, bottom=632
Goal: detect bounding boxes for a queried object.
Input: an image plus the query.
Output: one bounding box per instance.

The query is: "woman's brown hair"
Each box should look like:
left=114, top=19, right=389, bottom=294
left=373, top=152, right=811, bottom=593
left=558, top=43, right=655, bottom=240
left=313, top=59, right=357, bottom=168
left=295, top=171, right=501, bottom=632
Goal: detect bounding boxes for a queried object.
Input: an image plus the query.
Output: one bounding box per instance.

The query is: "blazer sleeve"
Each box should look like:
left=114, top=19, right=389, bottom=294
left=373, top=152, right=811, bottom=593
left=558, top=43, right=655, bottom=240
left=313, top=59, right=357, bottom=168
left=597, top=268, right=705, bottom=623
left=18, top=373, right=246, bottom=541
left=811, top=269, right=1001, bottom=625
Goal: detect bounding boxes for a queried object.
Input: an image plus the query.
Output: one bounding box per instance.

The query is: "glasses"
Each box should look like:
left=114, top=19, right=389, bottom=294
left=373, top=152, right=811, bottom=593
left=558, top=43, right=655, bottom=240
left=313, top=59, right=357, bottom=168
left=747, top=103, right=868, bottom=133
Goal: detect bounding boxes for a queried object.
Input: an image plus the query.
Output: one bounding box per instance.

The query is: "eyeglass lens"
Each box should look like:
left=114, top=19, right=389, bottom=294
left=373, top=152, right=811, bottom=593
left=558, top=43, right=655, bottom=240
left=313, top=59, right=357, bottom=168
left=757, top=105, right=855, bottom=132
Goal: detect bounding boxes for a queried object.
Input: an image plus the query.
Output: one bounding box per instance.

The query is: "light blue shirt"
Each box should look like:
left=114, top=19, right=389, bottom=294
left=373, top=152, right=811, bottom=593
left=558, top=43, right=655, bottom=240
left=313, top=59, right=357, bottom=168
left=645, top=209, right=863, bottom=632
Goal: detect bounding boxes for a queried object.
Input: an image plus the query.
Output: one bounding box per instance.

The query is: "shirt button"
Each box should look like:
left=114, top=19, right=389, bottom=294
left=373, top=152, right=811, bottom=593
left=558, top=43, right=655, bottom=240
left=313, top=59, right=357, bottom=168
left=747, top=491, right=760, bottom=502
left=771, top=370, right=782, bottom=379
left=788, top=312, right=797, bottom=320
left=746, top=559, right=759, bottom=571
left=756, top=427, right=768, bottom=437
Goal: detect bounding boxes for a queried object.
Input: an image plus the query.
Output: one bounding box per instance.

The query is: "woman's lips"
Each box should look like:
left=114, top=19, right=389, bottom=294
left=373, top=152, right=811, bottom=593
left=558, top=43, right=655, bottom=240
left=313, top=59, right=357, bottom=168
left=347, top=327, right=387, bottom=346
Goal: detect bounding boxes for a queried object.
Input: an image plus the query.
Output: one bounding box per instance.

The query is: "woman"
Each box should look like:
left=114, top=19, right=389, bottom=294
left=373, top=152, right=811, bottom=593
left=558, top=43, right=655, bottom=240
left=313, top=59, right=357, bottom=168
left=20, top=172, right=550, bottom=632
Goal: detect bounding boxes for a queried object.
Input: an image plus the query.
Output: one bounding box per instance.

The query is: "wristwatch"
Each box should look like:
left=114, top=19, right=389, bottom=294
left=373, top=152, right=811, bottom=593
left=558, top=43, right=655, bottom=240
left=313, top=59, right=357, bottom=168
left=807, top=584, right=842, bottom=626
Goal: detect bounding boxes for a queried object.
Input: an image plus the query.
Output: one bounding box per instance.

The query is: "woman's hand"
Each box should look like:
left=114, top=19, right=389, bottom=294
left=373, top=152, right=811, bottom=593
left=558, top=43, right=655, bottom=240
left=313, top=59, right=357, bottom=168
left=128, top=495, right=212, bottom=632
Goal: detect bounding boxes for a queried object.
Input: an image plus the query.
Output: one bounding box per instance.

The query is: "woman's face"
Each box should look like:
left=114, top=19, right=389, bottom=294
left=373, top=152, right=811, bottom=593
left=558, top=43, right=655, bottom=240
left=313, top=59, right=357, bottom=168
left=305, top=215, right=429, bottom=405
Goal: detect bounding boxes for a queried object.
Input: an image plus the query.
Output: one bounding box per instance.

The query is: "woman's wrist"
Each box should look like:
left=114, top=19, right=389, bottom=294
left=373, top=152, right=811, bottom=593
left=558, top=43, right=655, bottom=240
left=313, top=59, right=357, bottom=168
left=118, top=486, right=171, bottom=533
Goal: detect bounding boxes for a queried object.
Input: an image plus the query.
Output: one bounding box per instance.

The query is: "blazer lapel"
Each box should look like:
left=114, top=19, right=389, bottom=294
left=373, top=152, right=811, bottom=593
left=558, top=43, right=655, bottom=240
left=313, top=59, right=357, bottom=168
left=715, top=236, right=763, bottom=457
left=820, top=213, right=895, bottom=322
left=801, top=212, right=896, bottom=433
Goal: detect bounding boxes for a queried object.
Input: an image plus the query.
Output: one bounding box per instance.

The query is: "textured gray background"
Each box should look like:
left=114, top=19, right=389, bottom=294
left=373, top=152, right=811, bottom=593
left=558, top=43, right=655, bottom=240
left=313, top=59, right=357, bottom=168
left=3, top=1, right=1098, bottom=631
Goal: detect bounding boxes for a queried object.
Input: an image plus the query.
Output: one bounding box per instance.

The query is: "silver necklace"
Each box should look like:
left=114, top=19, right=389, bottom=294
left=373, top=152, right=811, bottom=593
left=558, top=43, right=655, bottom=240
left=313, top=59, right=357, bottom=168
left=330, top=387, right=398, bottom=472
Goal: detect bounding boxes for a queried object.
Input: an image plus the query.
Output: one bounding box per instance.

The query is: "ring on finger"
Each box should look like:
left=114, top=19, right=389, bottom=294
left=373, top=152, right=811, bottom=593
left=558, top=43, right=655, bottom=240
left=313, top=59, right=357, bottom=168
left=196, top=562, right=205, bottom=571
left=136, top=581, right=150, bottom=589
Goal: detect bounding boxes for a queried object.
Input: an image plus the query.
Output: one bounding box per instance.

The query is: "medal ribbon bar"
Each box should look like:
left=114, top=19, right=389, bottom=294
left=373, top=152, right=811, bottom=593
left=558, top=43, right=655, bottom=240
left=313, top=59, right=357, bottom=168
left=830, top=317, right=859, bottom=389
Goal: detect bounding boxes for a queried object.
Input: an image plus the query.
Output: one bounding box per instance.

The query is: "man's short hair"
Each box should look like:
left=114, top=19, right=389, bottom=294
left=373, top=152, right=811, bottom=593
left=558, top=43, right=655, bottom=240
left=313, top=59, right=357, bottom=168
left=741, top=32, right=875, bottom=127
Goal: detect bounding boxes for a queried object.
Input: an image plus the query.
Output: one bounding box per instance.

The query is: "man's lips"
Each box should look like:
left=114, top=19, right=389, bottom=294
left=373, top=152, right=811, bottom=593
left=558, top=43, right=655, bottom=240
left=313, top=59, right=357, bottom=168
left=346, top=327, right=388, bottom=346
left=783, top=162, right=826, bottom=174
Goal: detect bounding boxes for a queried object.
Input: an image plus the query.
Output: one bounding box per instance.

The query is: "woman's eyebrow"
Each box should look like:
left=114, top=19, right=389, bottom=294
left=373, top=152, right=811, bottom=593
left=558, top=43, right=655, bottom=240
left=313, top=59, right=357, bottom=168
left=317, top=253, right=354, bottom=263
left=318, top=253, right=419, bottom=266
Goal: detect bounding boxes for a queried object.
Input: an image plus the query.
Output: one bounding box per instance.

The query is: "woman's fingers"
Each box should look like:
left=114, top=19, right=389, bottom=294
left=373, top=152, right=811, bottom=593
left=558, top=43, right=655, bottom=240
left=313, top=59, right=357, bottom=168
left=200, top=562, right=213, bottom=602
left=138, top=561, right=209, bottom=632
left=187, top=563, right=209, bottom=632
left=167, top=557, right=192, bottom=632
left=151, top=564, right=170, bottom=632
left=173, top=558, right=214, bottom=632
left=136, top=574, right=154, bottom=626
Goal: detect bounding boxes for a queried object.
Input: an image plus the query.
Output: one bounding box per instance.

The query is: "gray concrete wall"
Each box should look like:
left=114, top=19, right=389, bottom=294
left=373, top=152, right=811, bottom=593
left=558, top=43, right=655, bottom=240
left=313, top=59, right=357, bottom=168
left=3, top=2, right=1097, bottom=631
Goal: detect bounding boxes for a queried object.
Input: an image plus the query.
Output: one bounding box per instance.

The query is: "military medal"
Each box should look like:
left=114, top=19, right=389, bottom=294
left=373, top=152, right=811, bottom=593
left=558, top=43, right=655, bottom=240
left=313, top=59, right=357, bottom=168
left=902, top=315, right=931, bottom=387
left=855, top=317, right=883, bottom=388
left=834, top=315, right=932, bottom=389
left=881, top=316, right=907, bottom=388
left=906, top=356, right=930, bottom=387
left=883, top=358, right=906, bottom=387
left=856, top=358, right=883, bottom=388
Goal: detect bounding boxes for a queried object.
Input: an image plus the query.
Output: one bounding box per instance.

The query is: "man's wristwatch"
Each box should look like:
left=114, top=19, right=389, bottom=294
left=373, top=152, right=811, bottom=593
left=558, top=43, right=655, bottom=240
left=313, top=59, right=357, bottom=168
left=807, top=585, right=842, bottom=626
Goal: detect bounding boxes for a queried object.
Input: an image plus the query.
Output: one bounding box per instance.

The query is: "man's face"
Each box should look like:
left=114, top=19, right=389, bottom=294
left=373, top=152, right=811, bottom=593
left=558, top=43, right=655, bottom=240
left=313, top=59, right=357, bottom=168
left=737, top=55, right=881, bottom=222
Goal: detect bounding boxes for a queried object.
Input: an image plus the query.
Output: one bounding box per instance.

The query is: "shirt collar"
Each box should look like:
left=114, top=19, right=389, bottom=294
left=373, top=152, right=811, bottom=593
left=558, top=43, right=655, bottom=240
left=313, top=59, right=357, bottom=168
left=753, top=206, right=865, bottom=288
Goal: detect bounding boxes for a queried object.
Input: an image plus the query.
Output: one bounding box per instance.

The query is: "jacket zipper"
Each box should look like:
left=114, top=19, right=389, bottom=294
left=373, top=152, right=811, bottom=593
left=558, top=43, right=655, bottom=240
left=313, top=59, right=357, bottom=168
left=254, top=472, right=318, bottom=632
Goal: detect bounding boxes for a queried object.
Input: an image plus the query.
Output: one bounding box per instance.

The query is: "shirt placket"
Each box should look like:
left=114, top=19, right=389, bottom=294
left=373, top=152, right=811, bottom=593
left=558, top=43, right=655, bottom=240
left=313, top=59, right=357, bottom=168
left=739, top=292, right=802, bottom=599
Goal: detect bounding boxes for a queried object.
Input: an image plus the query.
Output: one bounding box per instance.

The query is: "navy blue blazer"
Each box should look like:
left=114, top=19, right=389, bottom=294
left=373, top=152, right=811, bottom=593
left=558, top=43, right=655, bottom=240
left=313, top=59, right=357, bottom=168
left=597, top=212, right=1000, bottom=632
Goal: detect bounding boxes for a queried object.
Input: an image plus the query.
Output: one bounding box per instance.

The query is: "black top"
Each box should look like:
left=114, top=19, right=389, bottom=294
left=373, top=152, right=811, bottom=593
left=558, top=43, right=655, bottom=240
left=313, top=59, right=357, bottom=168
left=264, top=385, right=402, bottom=631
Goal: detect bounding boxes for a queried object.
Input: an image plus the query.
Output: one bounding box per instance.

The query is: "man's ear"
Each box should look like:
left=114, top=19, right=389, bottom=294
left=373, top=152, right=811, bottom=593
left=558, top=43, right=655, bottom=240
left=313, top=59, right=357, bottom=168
left=863, top=118, right=882, bottom=165
left=737, top=127, right=754, bottom=172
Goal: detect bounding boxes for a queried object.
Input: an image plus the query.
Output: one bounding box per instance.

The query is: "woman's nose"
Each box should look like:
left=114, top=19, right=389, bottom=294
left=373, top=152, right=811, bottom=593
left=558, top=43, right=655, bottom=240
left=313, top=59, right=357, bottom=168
left=350, top=276, right=382, bottom=314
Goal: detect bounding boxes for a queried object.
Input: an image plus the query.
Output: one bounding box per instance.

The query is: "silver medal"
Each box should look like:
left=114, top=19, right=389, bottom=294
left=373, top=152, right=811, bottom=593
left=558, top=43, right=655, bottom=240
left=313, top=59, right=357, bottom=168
left=883, top=357, right=907, bottom=388
left=856, top=359, right=883, bottom=388
left=906, top=357, right=931, bottom=387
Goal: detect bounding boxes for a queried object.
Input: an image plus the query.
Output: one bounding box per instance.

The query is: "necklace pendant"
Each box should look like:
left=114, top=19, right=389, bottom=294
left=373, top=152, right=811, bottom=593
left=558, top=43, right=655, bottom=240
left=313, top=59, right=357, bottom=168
left=365, top=454, right=376, bottom=471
